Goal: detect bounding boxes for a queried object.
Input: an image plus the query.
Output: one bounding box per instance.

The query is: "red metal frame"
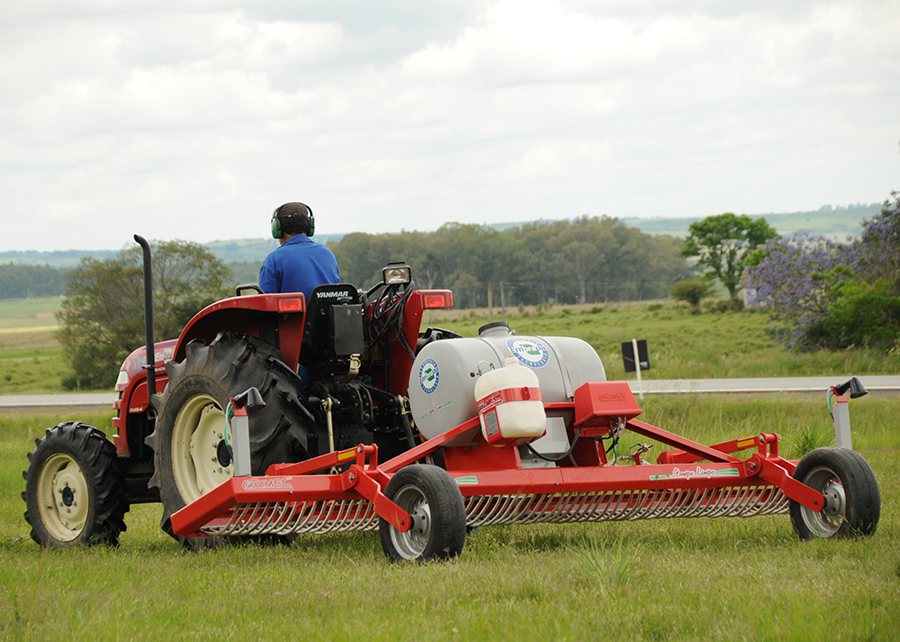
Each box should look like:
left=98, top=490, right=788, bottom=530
left=170, top=385, right=825, bottom=539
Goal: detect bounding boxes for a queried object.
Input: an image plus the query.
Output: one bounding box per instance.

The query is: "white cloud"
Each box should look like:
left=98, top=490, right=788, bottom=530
left=0, top=0, right=898, bottom=252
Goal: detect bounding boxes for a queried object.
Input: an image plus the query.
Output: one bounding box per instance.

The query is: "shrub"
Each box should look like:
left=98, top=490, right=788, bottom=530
left=670, top=279, right=715, bottom=312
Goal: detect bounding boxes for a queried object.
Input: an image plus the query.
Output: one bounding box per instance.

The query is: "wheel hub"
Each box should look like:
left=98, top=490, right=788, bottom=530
left=38, top=453, right=90, bottom=540
left=173, top=395, right=234, bottom=501
left=800, top=466, right=847, bottom=537
left=390, top=485, right=432, bottom=559
left=821, top=479, right=846, bottom=520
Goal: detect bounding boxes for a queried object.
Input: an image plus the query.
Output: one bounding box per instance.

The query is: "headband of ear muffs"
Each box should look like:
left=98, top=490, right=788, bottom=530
left=271, top=203, right=315, bottom=239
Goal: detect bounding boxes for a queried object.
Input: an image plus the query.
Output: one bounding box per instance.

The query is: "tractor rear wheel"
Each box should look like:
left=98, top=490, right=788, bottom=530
left=146, top=332, right=311, bottom=544
left=789, top=447, right=880, bottom=540
left=379, top=464, right=466, bottom=562
left=22, top=422, right=128, bottom=547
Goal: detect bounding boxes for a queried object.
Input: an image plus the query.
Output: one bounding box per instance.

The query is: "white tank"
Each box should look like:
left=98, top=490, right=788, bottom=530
left=408, top=323, right=607, bottom=449
left=474, top=354, right=546, bottom=446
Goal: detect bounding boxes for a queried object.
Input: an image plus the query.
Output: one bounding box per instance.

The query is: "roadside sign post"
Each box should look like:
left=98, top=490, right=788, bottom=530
left=622, top=339, right=650, bottom=399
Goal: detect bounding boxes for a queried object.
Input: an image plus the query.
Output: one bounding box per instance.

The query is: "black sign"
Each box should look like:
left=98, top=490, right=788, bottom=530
left=622, top=340, right=650, bottom=373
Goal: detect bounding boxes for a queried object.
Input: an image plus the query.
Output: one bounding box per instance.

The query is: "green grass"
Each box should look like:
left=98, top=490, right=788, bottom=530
left=2, top=398, right=898, bottom=641
left=0, top=298, right=61, bottom=331
left=0, top=298, right=70, bottom=394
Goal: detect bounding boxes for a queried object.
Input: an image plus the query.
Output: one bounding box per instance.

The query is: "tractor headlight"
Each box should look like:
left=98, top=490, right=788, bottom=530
left=115, top=369, right=130, bottom=391
left=382, top=263, right=411, bottom=286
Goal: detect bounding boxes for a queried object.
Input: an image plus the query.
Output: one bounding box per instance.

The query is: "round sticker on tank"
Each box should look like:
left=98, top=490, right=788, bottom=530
left=507, top=338, right=550, bottom=368
left=419, top=358, right=440, bottom=394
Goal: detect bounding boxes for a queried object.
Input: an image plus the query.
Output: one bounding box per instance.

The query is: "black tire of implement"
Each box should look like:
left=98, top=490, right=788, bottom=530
left=146, top=332, right=311, bottom=544
left=379, top=464, right=466, bottom=562
left=22, top=422, right=128, bottom=548
left=789, top=447, right=880, bottom=540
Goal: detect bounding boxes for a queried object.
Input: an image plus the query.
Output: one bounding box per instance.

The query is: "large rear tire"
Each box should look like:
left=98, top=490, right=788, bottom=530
left=22, top=422, right=128, bottom=547
left=379, top=464, right=466, bottom=562
left=789, top=447, right=880, bottom=540
left=146, top=333, right=311, bottom=544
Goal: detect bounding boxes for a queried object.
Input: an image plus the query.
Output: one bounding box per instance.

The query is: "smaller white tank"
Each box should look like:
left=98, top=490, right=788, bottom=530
left=474, top=354, right=547, bottom=446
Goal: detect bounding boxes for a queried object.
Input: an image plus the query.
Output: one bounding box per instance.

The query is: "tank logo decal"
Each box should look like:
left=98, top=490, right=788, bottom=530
left=419, top=358, right=440, bottom=394
left=507, top=338, right=550, bottom=368
left=454, top=475, right=479, bottom=485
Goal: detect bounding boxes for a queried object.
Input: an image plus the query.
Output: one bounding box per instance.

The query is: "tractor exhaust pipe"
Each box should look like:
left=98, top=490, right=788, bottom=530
left=134, top=235, right=156, bottom=399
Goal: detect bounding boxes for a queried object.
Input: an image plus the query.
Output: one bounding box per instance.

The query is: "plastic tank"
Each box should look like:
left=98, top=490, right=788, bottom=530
left=475, top=354, right=546, bottom=446
left=408, top=323, right=607, bottom=450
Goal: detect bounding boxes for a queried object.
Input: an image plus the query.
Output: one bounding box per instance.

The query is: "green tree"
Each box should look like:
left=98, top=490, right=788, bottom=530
left=57, top=240, right=230, bottom=390
left=681, top=213, right=777, bottom=302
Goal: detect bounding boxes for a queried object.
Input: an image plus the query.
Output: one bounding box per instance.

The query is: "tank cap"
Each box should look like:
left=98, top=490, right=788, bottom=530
left=478, top=321, right=510, bottom=337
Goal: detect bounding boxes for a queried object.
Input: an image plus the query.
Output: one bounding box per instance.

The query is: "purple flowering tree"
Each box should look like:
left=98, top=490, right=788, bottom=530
left=747, top=232, right=847, bottom=350
left=748, top=193, right=900, bottom=351
left=856, top=190, right=900, bottom=295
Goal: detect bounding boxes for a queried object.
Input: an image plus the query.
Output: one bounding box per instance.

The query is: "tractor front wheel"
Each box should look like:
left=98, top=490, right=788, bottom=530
left=22, top=422, right=128, bottom=547
left=379, top=464, right=466, bottom=562
left=789, top=447, right=880, bottom=540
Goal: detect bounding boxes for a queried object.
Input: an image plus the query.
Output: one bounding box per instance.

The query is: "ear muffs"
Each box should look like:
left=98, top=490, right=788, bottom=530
left=271, top=203, right=314, bottom=238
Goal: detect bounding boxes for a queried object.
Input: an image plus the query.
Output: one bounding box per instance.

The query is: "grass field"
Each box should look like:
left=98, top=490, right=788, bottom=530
left=428, top=302, right=900, bottom=381
left=1, top=396, right=898, bottom=641
left=0, top=298, right=68, bottom=394
left=1, top=296, right=898, bottom=395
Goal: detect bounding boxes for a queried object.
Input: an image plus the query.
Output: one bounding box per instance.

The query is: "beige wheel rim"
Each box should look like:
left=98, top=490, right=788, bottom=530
left=171, top=393, right=234, bottom=503
left=37, top=453, right=90, bottom=542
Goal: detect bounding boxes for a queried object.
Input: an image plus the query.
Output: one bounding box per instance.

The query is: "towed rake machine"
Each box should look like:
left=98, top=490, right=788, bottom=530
left=23, top=236, right=880, bottom=560
left=172, top=377, right=880, bottom=561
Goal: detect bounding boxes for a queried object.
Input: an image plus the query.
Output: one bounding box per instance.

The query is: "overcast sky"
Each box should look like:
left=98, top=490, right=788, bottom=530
left=2, top=0, right=898, bottom=253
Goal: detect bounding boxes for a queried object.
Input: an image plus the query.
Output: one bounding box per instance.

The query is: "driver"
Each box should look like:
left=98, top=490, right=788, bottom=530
left=259, top=202, right=340, bottom=299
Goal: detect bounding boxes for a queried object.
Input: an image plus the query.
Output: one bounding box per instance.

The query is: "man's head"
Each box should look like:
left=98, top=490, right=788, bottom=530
left=271, top=202, right=315, bottom=240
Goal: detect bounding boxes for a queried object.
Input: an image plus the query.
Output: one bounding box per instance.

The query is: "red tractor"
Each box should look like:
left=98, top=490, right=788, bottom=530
left=23, top=236, right=880, bottom=560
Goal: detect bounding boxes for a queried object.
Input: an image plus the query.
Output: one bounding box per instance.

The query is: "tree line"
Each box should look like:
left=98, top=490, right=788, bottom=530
left=0, top=263, right=69, bottom=299
left=330, top=216, right=693, bottom=307
left=4, top=216, right=693, bottom=307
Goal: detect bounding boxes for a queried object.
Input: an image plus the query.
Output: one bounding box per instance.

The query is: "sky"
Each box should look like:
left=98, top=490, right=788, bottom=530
left=2, top=0, right=898, bottom=253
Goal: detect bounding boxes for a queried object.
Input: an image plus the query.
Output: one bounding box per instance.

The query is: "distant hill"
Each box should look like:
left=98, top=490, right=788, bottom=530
left=0, top=234, right=343, bottom=269
left=0, top=205, right=881, bottom=268
left=622, top=203, right=881, bottom=240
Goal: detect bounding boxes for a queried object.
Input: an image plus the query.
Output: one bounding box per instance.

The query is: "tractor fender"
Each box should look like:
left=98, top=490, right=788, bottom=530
left=172, top=293, right=307, bottom=371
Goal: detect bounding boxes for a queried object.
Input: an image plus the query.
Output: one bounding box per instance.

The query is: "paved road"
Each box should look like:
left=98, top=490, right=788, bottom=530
left=631, top=375, right=900, bottom=396
left=2, top=376, right=898, bottom=411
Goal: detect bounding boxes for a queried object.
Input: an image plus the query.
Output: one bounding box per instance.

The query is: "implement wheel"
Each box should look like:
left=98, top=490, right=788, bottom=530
left=379, top=464, right=466, bottom=562
left=146, top=332, right=311, bottom=544
left=22, top=422, right=128, bottom=547
left=789, top=447, right=880, bottom=540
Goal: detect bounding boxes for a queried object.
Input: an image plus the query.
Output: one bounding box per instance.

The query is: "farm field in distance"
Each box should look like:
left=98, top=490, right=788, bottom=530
left=0, top=297, right=65, bottom=394
left=1, top=295, right=899, bottom=395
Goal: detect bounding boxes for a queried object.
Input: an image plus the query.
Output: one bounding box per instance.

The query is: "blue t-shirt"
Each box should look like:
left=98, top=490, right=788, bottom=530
left=258, top=235, right=340, bottom=300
